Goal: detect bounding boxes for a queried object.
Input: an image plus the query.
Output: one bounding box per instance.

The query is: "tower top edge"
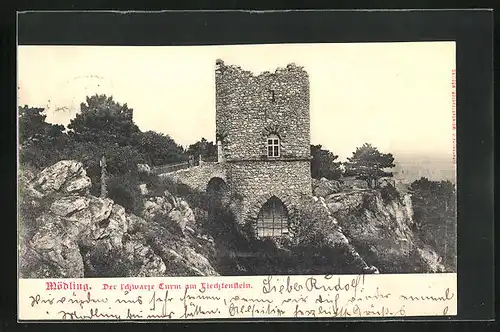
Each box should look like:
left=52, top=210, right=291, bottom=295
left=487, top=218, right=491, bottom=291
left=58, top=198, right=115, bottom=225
left=215, top=59, right=308, bottom=78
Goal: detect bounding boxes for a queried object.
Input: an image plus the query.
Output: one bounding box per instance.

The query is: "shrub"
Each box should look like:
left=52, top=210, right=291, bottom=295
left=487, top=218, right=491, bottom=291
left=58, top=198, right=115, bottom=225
left=104, top=145, right=146, bottom=175
left=107, top=173, right=144, bottom=215
left=58, top=141, right=148, bottom=196
left=140, top=173, right=166, bottom=197
left=84, top=244, right=135, bottom=278
left=153, top=176, right=208, bottom=210
left=19, top=144, right=65, bottom=170
left=289, top=196, right=375, bottom=274
left=380, top=183, right=401, bottom=204
left=294, top=197, right=339, bottom=248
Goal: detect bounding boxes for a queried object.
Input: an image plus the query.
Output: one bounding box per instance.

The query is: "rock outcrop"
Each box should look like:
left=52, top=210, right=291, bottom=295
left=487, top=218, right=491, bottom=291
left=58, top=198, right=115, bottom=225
left=19, top=160, right=220, bottom=279
left=314, top=178, right=446, bottom=273
left=311, top=177, right=343, bottom=197
left=141, top=192, right=196, bottom=233
left=32, top=160, right=92, bottom=197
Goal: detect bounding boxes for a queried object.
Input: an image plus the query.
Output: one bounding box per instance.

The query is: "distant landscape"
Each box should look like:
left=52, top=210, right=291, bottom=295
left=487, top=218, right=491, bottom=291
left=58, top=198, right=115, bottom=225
left=392, top=154, right=456, bottom=184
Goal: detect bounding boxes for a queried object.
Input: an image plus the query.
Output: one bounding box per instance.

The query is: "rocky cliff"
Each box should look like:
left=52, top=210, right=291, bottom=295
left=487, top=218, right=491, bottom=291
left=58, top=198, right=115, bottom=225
left=19, top=160, right=220, bottom=278
left=19, top=161, right=446, bottom=279
left=311, top=178, right=446, bottom=273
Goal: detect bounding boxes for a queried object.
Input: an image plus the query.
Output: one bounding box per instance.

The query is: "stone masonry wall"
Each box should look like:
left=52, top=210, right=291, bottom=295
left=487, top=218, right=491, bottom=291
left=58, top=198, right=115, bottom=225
left=159, top=162, right=226, bottom=193
left=226, top=160, right=312, bottom=230
left=215, top=60, right=310, bottom=160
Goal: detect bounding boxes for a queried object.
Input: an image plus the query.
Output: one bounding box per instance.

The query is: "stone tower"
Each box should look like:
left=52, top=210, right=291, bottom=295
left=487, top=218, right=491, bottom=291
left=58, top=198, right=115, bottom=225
left=215, top=59, right=312, bottom=238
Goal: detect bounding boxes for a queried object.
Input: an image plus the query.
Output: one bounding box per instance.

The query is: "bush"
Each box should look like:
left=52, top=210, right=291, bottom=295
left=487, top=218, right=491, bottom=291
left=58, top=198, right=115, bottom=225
left=140, top=172, right=166, bottom=197
left=19, top=144, right=66, bottom=170
left=107, top=173, right=144, bottom=215
left=310, top=144, right=342, bottom=180
left=84, top=244, right=135, bottom=278
left=294, top=197, right=338, bottom=248
left=104, top=145, right=146, bottom=175
left=149, top=176, right=208, bottom=210
left=289, top=196, right=374, bottom=274
left=57, top=141, right=147, bottom=196
left=380, top=183, right=401, bottom=204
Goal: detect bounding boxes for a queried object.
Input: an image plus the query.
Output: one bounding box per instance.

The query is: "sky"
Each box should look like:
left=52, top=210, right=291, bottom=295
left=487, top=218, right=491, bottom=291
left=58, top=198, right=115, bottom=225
left=18, top=42, right=456, bottom=162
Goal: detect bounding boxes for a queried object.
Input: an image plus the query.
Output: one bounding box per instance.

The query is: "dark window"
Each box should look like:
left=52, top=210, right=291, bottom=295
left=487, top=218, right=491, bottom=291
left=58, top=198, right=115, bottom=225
left=256, top=196, right=289, bottom=237
left=267, top=135, right=280, bottom=157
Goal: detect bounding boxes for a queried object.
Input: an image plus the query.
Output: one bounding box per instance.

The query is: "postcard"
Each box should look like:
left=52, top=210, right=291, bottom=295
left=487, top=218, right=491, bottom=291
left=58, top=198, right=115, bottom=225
left=18, top=42, right=457, bottom=320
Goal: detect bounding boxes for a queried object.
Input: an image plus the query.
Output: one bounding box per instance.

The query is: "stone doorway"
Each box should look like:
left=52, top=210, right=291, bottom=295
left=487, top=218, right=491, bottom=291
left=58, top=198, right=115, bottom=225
left=206, top=177, right=229, bottom=208
left=256, top=196, right=289, bottom=237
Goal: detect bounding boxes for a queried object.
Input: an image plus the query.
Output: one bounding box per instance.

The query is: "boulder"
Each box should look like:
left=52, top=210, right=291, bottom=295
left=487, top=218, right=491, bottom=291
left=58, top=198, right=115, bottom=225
left=139, top=183, right=149, bottom=195
left=123, top=238, right=167, bottom=277
left=50, top=196, right=90, bottom=217
left=168, top=210, right=187, bottom=232
left=90, top=204, right=128, bottom=250
left=66, top=196, right=114, bottom=232
left=159, top=247, right=218, bottom=277
left=84, top=233, right=167, bottom=278
left=137, top=163, right=152, bottom=174
left=126, top=214, right=147, bottom=234
left=142, top=196, right=173, bottom=220
left=326, top=202, right=344, bottom=214
left=178, top=198, right=196, bottom=225
left=33, top=160, right=91, bottom=197
left=416, top=247, right=447, bottom=273
left=87, top=197, right=115, bottom=223
left=142, top=194, right=195, bottom=233
left=29, top=214, right=84, bottom=278
left=342, top=176, right=369, bottom=190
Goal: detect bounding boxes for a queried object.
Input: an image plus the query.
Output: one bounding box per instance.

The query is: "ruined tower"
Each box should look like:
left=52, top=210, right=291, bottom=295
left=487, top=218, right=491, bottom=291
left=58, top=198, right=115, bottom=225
left=215, top=59, right=312, bottom=238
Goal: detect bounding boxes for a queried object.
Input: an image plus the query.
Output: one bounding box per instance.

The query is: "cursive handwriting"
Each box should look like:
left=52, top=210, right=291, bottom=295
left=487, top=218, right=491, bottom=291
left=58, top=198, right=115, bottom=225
left=58, top=308, right=121, bottom=320
left=29, top=294, right=55, bottom=307
left=67, top=292, right=109, bottom=309
left=305, top=275, right=364, bottom=297
left=148, top=291, right=175, bottom=319
left=21, top=274, right=457, bottom=320
left=228, top=302, right=285, bottom=317
left=399, top=288, right=454, bottom=302
left=262, top=276, right=304, bottom=294
left=181, top=302, right=220, bottom=319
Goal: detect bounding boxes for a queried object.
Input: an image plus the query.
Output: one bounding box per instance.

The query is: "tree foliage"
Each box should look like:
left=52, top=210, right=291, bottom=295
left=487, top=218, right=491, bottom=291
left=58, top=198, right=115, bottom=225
left=18, top=106, right=68, bottom=168
left=310, top=144, right=342, bottom=180
left=18, top=106, right=65, bottom=145
left=67, top=94, right=141, bottom=147
left=19, top=95, right=187, bottom=195
left=137, top=131, right=185, bottom=166
left=409, top=177, right=456, bottom=270
left=186, top=138, right=217, bottom=162
left=344, top=143, right=395, bottom=188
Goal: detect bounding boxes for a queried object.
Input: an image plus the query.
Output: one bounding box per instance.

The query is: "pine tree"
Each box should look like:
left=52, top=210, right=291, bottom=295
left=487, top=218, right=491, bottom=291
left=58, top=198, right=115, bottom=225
left=344, top=143, right=395, bottom=188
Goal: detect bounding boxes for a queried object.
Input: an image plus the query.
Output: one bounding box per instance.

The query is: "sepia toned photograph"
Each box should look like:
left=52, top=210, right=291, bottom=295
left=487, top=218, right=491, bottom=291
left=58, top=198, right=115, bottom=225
left=18, top=42, right=457, bottom=281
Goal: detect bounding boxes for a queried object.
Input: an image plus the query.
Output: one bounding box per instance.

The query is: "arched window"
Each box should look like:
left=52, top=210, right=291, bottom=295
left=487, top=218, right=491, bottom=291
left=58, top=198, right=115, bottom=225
left=267, top=134, right=280, bottom=157
left=256, top=196, right=289, bottom=237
